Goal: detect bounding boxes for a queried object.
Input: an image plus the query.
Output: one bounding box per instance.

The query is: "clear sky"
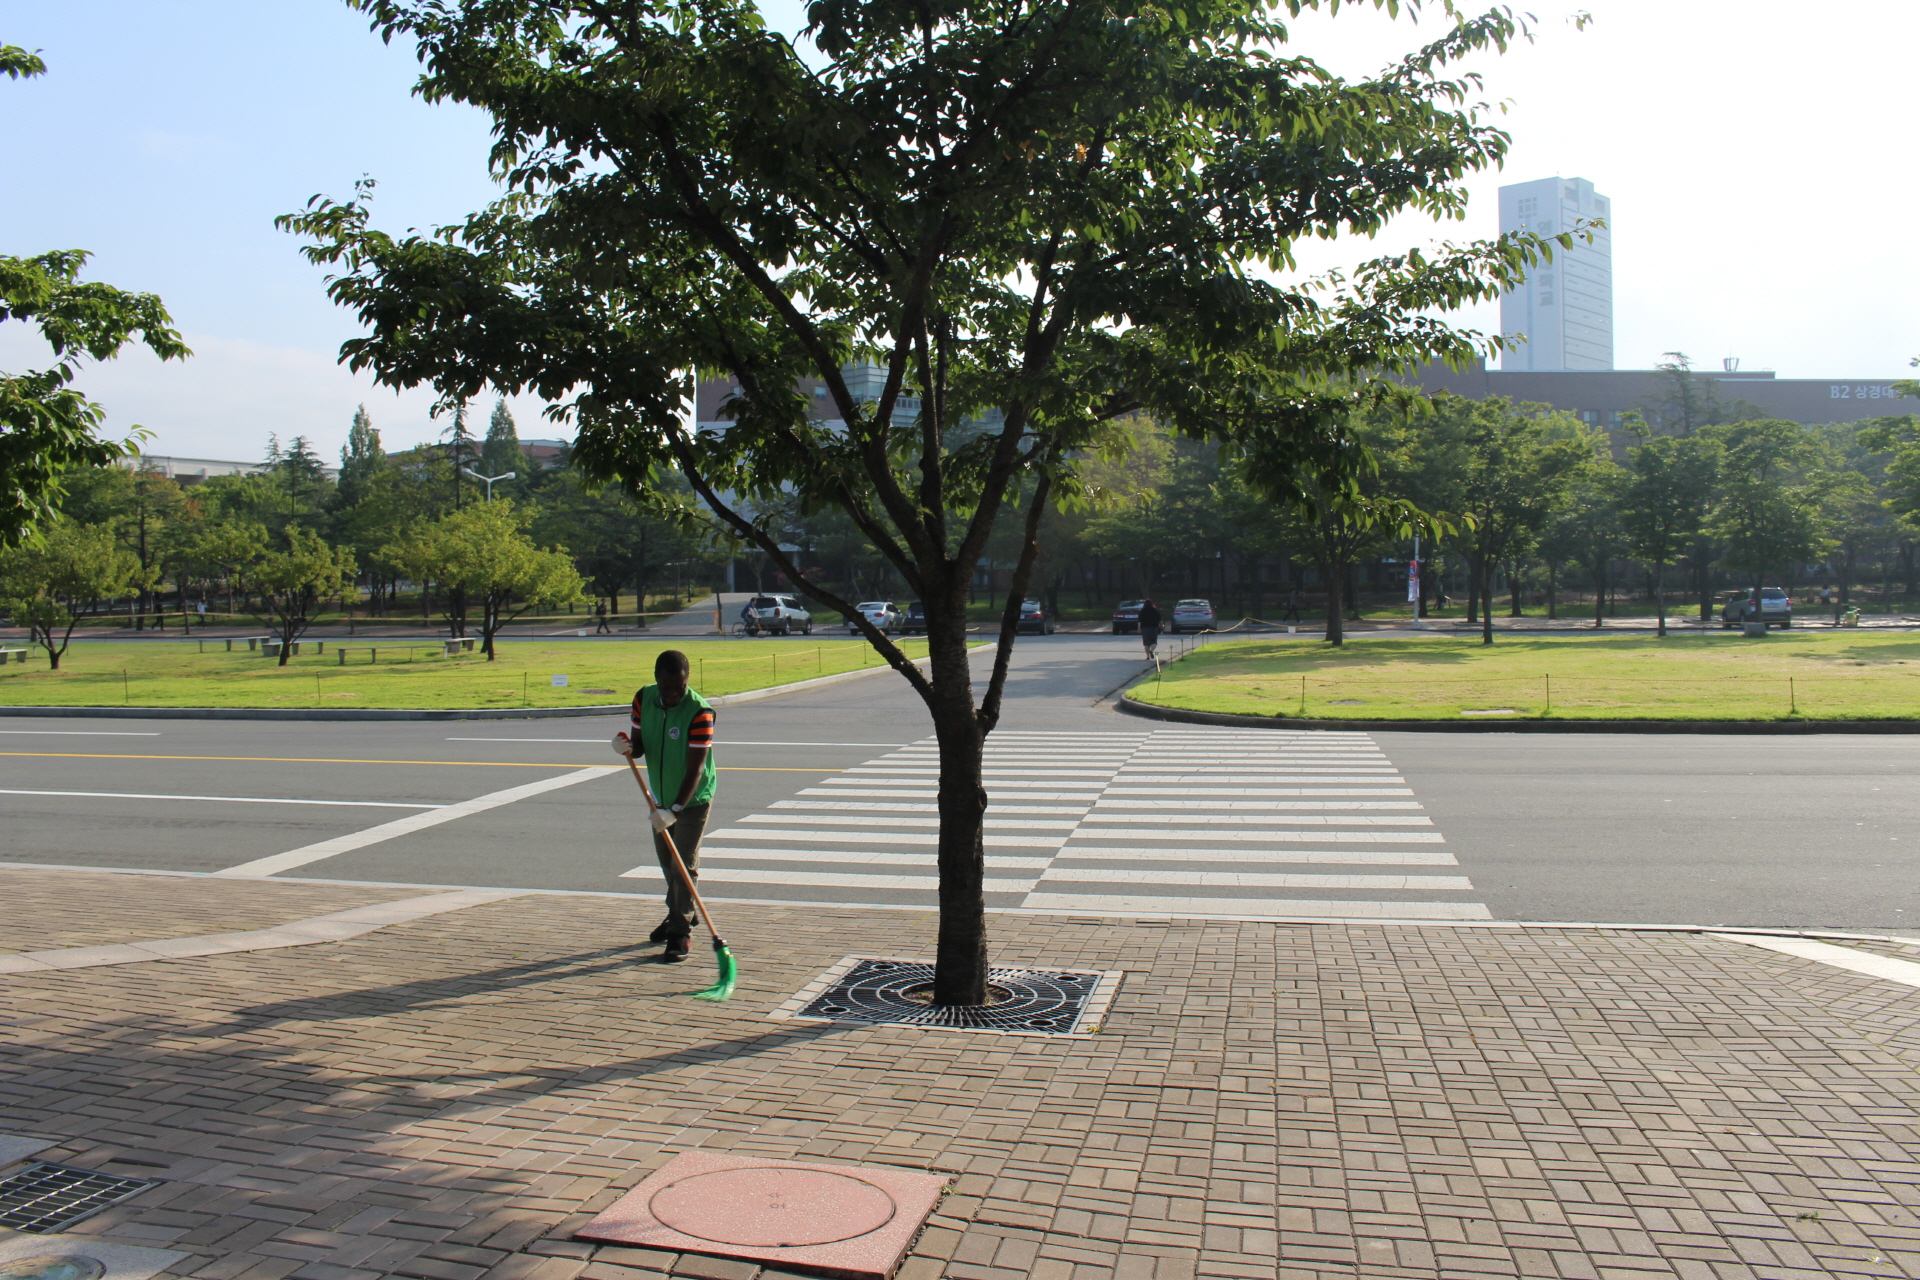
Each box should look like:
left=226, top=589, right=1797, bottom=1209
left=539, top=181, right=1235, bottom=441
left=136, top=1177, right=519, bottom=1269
left=3, top=0, right=1914, bottom=463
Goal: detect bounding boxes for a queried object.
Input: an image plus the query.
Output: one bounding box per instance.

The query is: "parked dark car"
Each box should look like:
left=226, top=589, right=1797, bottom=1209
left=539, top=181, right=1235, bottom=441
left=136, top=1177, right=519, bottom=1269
left=1111, top=599, right=1145, bottom=635
left=898, top=601, right=927, bottom=634
left=1017, top=598, right=1057, bottom=634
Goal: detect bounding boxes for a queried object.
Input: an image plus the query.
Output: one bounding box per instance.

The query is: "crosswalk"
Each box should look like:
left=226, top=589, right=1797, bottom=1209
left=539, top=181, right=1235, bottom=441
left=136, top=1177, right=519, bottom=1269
left=621, top=729, right=1490, bottom=921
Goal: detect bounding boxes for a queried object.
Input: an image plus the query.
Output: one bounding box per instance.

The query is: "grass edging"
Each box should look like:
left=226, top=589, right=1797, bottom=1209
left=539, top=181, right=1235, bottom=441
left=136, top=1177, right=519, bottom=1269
left=0, top=647, right=972, bottom=721
left=1117, top=691, right=1920, bottom=734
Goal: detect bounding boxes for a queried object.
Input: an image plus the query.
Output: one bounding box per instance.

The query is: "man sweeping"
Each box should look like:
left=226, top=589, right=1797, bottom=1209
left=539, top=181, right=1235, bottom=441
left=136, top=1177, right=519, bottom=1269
left=612, top=649, right=717, bottom=962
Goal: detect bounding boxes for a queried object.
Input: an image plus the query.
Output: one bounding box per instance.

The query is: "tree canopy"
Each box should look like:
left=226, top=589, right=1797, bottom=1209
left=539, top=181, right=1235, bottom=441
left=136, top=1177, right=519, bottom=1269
left=1, top=46, right=189, bottom=548
left=284, top=0, right=1579, bottom=1002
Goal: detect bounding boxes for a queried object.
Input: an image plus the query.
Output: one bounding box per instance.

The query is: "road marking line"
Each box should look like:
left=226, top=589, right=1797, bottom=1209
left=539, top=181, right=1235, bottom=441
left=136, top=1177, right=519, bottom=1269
left=0, top=789, right=442, bottom=810
left=740, top=813, right=1079, bottom=830
left=0, top=730, right=162, bottom=736
left=1052, top=848, right=1459, bottom=865
left=1036, top=869, right=1475, bottom=890
left=446, top=738, right=910, bottom=747
left=1079, top=814, right=1434, bottom=825
left=1065, top=830, right=1446, bottom=843
left=1710, top=933, right=1920, bottom=990
left=1092, top=800, right=1424, bottom=811
left=0, top=751, right=836, bottom=773
left=212, top=766, right=620, bottom=877
left=774, top=799, right=1089, bottom=814
left=0, top=888, right=526, bottom=975
left=706, top=828, right=1067, bottom=848
left=1019, top=892, right=1492, bottom=919
left=617, top=867, right=1038, bottom=892
left=1107, top=787, right=1415, bottom=796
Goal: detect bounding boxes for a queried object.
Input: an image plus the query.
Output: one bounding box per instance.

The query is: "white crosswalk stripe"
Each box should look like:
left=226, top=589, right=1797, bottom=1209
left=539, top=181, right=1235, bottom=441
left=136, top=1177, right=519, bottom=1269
left=621, top=727, right=1489, bottom=920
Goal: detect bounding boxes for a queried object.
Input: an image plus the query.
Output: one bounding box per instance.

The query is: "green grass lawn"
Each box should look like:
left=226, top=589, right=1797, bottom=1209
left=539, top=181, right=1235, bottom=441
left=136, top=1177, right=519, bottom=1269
left=0, top=638, right=930, bottom=710
left=1130, top=633, right=1920, bottom=721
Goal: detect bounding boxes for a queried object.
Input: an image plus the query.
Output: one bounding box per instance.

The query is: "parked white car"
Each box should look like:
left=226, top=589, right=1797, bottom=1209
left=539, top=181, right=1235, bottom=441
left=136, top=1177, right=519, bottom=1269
left=748, top=594, right=812, bottom=635
left=850, top=601, right=902, bottom=634
left=1170, top=599, right=1216, bottom=633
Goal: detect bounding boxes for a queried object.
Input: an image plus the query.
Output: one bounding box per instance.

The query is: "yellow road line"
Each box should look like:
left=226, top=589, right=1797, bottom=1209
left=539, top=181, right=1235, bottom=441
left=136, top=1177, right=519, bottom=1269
left=0, top=751, right=838, bottom=772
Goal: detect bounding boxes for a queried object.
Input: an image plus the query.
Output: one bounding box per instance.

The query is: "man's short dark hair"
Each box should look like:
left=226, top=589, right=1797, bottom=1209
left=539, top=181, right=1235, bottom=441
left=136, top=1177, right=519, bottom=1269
left=655, top=649, right=691, bottom=679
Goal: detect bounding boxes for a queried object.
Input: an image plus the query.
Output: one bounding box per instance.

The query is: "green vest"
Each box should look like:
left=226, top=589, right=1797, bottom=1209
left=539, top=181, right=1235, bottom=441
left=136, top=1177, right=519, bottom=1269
left=637, top=685, right=717, bottom=807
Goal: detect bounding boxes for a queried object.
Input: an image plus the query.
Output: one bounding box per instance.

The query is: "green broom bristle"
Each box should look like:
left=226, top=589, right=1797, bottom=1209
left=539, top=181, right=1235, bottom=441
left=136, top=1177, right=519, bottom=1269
left=691, top=941, right=738, bottom=1001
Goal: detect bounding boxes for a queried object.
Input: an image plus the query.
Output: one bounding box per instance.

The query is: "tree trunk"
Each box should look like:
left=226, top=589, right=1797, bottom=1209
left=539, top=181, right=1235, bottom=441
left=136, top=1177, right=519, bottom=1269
left=1480, top=560, right=1494, bottom=645
left=1508, top=560, right=1523, bottom=617
left=1324, top=556, right=1346, bottom=646
left=1655, top=561, right=1667, bottom=637
left=1695, top=541, right=1712, bottom=620
left=928, top=594, right=988, bottom=1006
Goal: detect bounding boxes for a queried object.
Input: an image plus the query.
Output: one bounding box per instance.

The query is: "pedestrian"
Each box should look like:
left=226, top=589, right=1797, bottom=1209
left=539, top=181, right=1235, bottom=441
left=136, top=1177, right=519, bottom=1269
left=1137, top=597, right=1161, bottom=659
left=1281, top=587, right=1301, bottom=623
left=612, top=649, right=717, bottom=962
left=152, top=602, right=164, bottom=631
left=595, top=599, right=611, bottom=634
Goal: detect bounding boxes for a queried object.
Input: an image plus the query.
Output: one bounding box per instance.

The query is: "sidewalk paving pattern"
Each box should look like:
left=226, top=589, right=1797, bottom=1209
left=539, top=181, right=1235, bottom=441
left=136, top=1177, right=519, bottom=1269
left=656, top=729, right=1489, bottom=921
left=8, top=879, right=1920, bottom=1279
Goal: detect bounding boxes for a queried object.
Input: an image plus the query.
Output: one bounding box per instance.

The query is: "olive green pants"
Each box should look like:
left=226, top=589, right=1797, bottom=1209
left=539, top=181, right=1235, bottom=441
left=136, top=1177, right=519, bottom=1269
left=652, top=802, right=710, bottom=935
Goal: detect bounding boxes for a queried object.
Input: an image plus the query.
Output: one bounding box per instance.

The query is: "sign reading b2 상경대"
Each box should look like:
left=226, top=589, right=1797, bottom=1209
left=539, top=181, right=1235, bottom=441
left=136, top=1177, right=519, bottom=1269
left=552, top=674, right=569, bottom=687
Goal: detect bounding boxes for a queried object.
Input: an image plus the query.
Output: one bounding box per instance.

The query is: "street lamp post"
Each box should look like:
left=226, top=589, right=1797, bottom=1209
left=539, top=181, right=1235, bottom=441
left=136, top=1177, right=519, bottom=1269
left=461, top=468, right=515, bottom=501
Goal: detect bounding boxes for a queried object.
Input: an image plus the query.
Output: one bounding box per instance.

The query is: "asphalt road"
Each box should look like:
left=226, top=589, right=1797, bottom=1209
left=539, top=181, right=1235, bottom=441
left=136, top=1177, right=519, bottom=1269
left=3, top=632, right=1916, bottom=930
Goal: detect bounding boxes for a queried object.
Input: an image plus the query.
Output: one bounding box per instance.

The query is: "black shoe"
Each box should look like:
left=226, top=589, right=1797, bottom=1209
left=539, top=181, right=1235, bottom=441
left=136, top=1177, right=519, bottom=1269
left=661, top=935, right=690, bottom=963
left=648, top=916, right=678, bottom=944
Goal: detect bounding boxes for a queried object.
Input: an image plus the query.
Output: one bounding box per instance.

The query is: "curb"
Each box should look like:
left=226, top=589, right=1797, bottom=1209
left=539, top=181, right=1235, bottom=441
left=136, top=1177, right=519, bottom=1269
left=1116, top=692, right=1920, bottom=734
left=0, top=651, right=943, bottom=722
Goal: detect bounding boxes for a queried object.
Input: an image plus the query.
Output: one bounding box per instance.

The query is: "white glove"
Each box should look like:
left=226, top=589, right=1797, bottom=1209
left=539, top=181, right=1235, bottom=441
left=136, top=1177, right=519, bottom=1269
left=649, top=806, right=675, bottom=833
left=611, top=732, right=632, bottom=758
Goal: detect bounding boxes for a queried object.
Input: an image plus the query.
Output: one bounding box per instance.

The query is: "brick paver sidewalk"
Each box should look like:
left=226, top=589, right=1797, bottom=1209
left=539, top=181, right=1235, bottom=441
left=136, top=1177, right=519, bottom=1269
left=4, top=867, right=1920, bottom=1280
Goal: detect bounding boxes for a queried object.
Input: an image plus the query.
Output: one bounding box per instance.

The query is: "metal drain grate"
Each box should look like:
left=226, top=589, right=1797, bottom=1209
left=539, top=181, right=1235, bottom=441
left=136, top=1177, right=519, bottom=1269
left=0, top=1161, right=159, bottom=1233
left=791, top=958, right=1113, bottom=1034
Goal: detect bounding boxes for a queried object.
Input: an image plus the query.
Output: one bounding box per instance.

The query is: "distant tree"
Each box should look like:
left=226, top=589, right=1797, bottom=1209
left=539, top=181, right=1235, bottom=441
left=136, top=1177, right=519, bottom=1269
left=1555, top=464, right=1629, bottom=627
left=1444, top=396, right=1593, bottom=644
left=244, top=527, right=356, bottom=665
left=1619, top=432, right=1721, bottom=636
left=527, top=468, right=703, bottom=616
left=1707, top=419, right=1828, bottom=620
left=337, top=404, right=384, bottom=505
left=0, top=522, right=142, bottom=667
left=171, top=519, right=268, bottom=618
left=442, top=400, right=476, bottom=510
left=1643, top=352, right=1764, bottom=438
left=385, top=500, right=584, bottom=658
left=479, top=398, right=525, bottom=482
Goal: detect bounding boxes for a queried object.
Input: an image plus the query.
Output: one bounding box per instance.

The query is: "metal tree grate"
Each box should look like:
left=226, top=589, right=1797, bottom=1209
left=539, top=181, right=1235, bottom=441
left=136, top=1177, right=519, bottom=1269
left=792, top=958, right=1113, bottom=1034
left=0, top=1162, right=159, bottom=1233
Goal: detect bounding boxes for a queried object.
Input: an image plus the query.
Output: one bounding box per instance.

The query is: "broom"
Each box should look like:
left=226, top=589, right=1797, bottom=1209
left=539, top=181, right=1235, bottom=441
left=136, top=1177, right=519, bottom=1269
left=626, top=756, right=737, bottom=1001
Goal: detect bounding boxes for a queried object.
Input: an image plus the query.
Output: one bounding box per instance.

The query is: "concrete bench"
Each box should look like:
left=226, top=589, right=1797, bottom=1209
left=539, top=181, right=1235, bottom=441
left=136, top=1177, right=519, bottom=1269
left=336, top=645, right=435, bottom=665
left=445, top=637, right=476, bottom=655
left=0, top=647, right=30, bottom=665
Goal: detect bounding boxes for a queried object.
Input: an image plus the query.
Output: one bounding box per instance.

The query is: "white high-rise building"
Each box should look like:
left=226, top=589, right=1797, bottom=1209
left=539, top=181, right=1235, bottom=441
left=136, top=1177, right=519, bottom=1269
left=1498, top=176, right=1612, bottom=371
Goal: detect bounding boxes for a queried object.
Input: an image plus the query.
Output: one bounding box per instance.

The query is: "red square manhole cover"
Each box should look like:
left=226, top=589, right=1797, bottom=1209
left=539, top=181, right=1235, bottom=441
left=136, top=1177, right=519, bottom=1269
left=576, top=1151, right=948, bottom=1280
